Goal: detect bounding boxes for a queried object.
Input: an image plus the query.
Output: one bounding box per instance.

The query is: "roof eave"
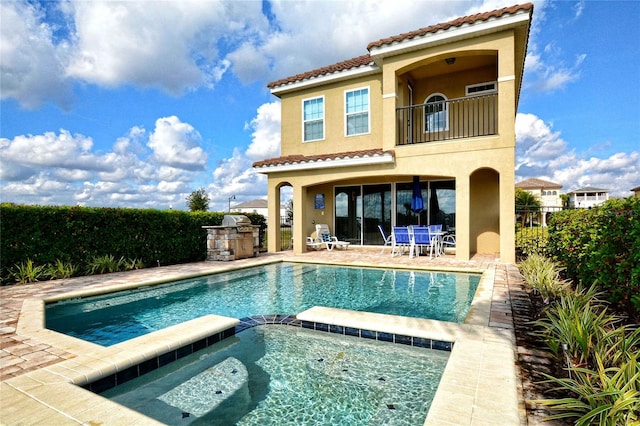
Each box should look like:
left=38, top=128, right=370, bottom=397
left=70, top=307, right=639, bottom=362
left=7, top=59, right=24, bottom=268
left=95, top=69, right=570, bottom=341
left=368, top=10, right=531, bottom=62
left=270, top=64, right=379, bottom=96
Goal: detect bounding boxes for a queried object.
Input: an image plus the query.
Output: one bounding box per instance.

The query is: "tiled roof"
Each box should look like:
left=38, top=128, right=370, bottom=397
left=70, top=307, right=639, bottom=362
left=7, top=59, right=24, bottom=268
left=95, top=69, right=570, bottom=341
left=569, top=187, right=609, bottom=193
left=367, top=3, right=534, bottom=50
left=267, top=3, right=533, bottom=90
left=232, top=199, right=268, bottom=209
left=267, top=54, right=374, bottom=89
left=515, top=178, right=562, bottom=190
left=253, top=149, right=393, bottom=169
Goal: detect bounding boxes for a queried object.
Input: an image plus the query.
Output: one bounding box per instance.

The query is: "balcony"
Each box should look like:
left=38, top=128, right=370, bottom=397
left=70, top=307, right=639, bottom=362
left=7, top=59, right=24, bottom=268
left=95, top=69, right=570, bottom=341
left=396, top=93, right=497, bottom=145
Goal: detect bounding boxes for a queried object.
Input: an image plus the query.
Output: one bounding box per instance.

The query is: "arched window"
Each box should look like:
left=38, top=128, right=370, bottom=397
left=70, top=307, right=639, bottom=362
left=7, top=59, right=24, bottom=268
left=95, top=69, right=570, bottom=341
left=424, top=93, right=448, bottom=132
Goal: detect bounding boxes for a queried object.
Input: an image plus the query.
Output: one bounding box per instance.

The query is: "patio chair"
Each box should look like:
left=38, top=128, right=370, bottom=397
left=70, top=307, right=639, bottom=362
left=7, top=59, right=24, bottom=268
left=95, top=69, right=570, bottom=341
left=442, top=233, right=456, bottom=255
left=391, top=226, right=411, bottom=257
left=410, top=226, right=436, bottom=259
left=377, top=225, right=393, bottom=254
left=428, top=224, right=445, bottom=257
left=315, top=224, right=350, bottom=251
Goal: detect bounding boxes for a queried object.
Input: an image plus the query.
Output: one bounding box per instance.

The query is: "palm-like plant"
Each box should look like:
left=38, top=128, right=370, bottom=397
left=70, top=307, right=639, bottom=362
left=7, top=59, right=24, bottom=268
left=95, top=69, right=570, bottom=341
left=534, top=352, right=640, bottom=425
left=516, top=188, right=542, bottom=228
left=519, top=254, right=571, bottom=303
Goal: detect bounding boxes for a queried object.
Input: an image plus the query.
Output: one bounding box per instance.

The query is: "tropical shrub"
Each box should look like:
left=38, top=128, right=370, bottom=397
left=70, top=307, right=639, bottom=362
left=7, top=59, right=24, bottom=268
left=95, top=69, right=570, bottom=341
left=535, top=352, right=639, bottom=426
left=534, top=285, right=615, bottom=366
left=86, top=254, right=125, bottom=275
left=518, top=254, right=570, bottom=303
left=531, top=284, right=640, bottom=424
left=45, top=259, right=78, bottom=279
left=8, top=259, right=46, bottom=284
left=547, top=197, right=640, bottom=317
left=122, top=258, right=144, bottom=271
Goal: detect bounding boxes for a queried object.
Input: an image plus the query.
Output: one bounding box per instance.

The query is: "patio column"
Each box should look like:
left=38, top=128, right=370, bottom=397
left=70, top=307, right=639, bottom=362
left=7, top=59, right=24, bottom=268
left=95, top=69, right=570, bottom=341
left=455, top=177, right=470, bottom=261
left=267, top=180, right=281, bottom=253
left=292, top=184, right=307, bottom=254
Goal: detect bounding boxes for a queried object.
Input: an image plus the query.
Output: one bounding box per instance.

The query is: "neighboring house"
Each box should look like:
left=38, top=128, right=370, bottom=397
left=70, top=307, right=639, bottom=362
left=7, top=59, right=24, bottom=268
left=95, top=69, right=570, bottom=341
left=631, top=186, right=640, bottom=197
left=231, top=198, right=286, bottom=219
left=253, top=3, right=533, bottom=263
left=515, top=178, right=562, bottom=227
left=567, top=187, right=610, bottom=209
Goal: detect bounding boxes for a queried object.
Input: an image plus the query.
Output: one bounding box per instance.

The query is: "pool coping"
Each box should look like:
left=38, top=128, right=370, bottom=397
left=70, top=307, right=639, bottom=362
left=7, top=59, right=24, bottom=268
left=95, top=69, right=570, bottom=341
left=1, top=255, right=521, bottom=425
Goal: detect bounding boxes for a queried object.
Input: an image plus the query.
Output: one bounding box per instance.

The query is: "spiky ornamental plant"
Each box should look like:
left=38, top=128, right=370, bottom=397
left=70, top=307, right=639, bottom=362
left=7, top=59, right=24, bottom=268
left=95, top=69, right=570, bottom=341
left=533, top=351, right=640, bottom=426
left=8, top=259, right=46, bottom=284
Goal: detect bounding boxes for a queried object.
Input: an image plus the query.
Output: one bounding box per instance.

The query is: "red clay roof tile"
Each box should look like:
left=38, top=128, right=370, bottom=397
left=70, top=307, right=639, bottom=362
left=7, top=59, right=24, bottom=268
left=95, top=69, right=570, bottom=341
left=267, top=54, right=373, bottom=89
left=367, top=3, right=533, bottom=50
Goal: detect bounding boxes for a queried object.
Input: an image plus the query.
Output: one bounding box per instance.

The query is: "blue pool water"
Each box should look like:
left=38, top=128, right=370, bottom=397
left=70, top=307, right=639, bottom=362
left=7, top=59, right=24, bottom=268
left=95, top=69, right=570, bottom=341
left=101, top=325, right=449, bottom=425
left=46, top=262, right=480, bottom=346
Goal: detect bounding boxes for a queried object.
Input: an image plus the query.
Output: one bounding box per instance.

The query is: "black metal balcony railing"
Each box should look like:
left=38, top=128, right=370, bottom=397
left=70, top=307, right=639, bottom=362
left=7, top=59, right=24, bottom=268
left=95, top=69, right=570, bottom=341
left=396, top=93, right=497, bottom=145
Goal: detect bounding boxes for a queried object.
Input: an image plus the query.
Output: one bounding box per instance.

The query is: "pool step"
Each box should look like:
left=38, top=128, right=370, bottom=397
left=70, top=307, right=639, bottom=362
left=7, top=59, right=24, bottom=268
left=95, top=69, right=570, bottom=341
left=157, top=357, right=249, bottom=418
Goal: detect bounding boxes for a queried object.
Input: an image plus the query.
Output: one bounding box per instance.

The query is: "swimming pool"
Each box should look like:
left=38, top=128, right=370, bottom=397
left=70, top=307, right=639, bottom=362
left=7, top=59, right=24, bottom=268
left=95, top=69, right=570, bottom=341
left=46, top=262, right=480, bottom=346
left=100, top=325, right=449, bottom=425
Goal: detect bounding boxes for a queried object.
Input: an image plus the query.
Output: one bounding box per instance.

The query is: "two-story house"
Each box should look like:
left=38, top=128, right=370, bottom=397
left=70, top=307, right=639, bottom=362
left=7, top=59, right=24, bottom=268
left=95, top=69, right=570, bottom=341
left=253, top=3, right=533, bottom=263
left=567, top=187, right=610, bottom=209
left=515, top=178, right=563, bottom=227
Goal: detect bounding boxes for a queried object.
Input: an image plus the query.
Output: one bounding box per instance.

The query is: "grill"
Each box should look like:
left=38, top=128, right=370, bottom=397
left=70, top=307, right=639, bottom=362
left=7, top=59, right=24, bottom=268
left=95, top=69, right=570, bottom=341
left=222, top=214, right=251, bottom=227
left=203, top=215, right=259, bottom=261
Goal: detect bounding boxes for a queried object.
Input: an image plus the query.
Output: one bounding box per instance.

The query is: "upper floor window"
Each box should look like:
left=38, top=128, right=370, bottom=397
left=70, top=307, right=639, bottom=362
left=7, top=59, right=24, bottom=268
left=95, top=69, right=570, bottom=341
left=345, top=87, right=370, bottom=136
left=303, top=96, right=324, bottom=142
left=424, top=93, right=448, bottom=132
left=466, top=81, right=497, bottom=96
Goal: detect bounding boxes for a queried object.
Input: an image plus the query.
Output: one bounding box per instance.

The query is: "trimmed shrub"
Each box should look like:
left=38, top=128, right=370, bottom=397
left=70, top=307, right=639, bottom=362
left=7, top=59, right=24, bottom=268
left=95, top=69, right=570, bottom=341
left=547, top=197, right=640, bottom=317
left=0, top=204, right=266, bottom=284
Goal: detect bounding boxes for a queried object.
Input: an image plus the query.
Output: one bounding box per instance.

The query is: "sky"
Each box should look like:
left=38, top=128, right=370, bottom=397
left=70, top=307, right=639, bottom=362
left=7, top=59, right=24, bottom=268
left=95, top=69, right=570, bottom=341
left=1, top=0, right=639, bottom=211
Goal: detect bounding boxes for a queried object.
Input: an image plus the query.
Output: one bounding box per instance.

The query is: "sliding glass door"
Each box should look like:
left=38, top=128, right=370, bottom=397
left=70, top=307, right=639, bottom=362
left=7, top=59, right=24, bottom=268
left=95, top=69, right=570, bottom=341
left=335, top=181, right=453, bottom=245
left=334, top=186, right=361, bottom=244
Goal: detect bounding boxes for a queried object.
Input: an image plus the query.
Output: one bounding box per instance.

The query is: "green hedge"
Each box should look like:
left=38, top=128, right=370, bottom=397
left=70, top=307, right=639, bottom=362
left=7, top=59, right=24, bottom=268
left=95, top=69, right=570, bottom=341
left=0, top=204, right=266, bottom=285
left=547, top=197, right=640, bottom=316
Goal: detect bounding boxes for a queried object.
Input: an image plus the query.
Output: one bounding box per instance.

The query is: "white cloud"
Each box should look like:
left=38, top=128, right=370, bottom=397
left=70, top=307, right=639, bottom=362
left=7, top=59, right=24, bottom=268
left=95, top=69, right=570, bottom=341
left=147, top=116, right=207, bottom=170
left=0, top=129, right=102, bottom=171
left=205, top=100, right=283, bottom=210
left=245, top=101, right=281, bottom=160
left=0, top=117, right=209, bottom=208
left=515, top=113, right=640, bottom=196
left=64, top=1, right=237, bottom=92
left=0, top=1, right=73, bottom=109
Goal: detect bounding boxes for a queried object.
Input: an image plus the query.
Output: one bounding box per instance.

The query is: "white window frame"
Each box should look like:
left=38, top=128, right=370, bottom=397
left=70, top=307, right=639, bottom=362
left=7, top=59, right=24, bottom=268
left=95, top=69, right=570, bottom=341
left=302, top=96, right=325, bottom=142
left=344, top=86, right=370, bottom=137
left=424, top=93, right=449, bottom=132
left=465, top=81, right=497, bottom=96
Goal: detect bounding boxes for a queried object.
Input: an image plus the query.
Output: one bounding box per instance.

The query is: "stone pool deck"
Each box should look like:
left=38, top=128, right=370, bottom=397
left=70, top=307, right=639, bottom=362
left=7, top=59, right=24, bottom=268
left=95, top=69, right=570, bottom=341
left=1, top=248, right=527, bottom=425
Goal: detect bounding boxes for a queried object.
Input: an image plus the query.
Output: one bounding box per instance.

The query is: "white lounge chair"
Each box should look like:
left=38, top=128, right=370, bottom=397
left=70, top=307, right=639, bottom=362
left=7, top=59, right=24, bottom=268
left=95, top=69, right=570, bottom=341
left=315, top=224, right=350, bottom=251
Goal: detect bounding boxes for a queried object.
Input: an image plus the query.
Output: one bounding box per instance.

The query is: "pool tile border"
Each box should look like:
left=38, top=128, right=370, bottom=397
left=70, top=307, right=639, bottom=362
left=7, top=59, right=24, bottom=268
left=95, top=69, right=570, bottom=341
left=82, top=326, right=236, bottom=394
left=83, top=313, right=455, bottom=395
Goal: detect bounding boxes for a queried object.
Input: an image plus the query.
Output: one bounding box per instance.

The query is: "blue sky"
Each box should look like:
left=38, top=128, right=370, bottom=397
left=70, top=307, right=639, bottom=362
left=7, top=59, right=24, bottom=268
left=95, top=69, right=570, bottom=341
left=1, top=0, right=638, bottom=211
